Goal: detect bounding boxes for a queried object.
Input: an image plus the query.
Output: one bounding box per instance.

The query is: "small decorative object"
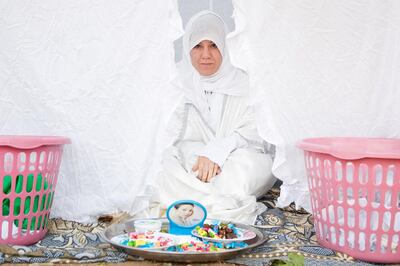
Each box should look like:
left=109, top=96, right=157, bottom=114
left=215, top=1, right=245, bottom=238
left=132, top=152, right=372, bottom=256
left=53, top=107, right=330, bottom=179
left=166, top=200, right=206, bottom=235
left=134, top=219, right=162, bottom=234
left=192, top=220, right=257, bottom=243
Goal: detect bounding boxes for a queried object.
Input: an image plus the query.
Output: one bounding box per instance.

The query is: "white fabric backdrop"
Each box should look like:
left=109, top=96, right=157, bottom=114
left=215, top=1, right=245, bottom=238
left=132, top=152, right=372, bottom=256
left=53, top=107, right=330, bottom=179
left=1, top=1, right=400, bottom=222
left=0, top=0, right=182, bottom=222
left=229, top=0, right=400, bottom=211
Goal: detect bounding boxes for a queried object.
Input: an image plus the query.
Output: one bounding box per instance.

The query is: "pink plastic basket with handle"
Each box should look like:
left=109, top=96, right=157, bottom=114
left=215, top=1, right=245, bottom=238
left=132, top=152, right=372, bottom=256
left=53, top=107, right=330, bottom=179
left=298, top=137, right=400, bottom=263
left=0, top=135, right=70, bottom=245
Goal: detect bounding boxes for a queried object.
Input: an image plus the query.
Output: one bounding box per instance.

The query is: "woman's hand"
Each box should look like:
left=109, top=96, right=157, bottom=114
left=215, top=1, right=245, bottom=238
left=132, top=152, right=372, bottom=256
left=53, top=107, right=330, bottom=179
left=192, top=156, right=221, bottom=182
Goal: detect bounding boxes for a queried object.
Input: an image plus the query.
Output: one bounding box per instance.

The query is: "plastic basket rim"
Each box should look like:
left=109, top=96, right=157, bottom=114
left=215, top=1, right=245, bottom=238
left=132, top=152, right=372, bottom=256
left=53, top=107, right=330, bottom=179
left=297, top=137, right=400, bottom=160
left=0, top=135, right=71, bottom=149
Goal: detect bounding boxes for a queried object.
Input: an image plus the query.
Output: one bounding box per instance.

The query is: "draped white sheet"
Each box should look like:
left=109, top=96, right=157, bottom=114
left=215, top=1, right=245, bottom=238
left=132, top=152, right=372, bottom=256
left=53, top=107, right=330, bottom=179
left=0, top=0, right=182, bottom=223
left=229, top=0, right=400, bottom=211
left=2, top=1, right=400, bottom=222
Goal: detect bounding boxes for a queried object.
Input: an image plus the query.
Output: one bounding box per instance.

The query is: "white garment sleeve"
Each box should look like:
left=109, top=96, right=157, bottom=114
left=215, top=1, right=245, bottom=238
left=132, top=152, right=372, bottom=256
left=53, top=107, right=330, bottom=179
left=196, top=132, right=248, bottom=167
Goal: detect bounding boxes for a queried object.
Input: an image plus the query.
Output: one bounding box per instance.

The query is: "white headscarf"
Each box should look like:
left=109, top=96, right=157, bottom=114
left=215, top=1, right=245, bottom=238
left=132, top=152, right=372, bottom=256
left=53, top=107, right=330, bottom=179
left=177, top=10, right=248, bottom=107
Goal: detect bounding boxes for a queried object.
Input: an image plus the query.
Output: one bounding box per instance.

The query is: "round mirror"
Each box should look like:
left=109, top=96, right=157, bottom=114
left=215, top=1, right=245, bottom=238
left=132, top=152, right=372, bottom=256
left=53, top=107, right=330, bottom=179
left=167, top=200, right=207, bottom=235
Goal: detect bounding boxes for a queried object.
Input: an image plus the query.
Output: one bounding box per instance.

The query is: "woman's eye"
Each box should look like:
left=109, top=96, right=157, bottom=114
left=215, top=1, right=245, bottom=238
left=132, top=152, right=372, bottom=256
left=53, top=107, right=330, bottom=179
left=211, top=43, right=217, bottom=48
left=194, top=44, right=201, bottom=49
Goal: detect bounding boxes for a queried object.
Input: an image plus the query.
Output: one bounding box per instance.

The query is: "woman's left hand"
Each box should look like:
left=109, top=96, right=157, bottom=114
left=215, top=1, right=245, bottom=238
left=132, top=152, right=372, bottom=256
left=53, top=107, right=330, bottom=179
left=192, top=156, right=221, bottom=182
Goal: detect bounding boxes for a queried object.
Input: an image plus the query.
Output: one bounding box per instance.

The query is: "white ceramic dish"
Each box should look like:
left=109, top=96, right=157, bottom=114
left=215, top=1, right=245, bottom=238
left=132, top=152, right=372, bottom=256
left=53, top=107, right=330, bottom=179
left=134, top=219, right=162, bottom=233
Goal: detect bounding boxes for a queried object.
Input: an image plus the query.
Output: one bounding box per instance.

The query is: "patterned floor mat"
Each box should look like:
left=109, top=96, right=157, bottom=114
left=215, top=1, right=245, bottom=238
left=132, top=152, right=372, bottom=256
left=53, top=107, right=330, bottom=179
left=0, top=187, right=383, bottom=265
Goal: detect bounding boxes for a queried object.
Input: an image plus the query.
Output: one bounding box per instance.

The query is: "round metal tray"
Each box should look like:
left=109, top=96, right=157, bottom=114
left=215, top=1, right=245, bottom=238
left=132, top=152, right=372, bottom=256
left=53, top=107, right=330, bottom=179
left=102, top=218, right=267, bottom=263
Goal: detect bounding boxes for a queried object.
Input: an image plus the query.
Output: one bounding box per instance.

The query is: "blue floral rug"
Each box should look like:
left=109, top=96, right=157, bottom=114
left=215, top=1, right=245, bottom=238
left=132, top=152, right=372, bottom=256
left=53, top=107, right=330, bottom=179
left=0, top=188, right=379, bottom=265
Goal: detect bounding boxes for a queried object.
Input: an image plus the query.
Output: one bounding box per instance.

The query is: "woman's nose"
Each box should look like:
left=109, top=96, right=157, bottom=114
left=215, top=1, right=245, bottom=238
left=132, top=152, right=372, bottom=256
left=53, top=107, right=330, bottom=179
left=201, top=47, right=211, bottom=58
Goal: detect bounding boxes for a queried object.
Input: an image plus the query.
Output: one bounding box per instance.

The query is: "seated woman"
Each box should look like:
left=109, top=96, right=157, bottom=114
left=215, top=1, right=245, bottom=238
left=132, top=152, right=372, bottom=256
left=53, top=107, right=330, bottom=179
left=151, top=10, right=276, bottom=225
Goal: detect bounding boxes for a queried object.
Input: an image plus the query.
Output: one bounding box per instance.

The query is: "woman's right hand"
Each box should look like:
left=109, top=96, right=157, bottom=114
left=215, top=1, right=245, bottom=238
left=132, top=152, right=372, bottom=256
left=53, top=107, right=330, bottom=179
left=192, top=156, right=221, bottom=183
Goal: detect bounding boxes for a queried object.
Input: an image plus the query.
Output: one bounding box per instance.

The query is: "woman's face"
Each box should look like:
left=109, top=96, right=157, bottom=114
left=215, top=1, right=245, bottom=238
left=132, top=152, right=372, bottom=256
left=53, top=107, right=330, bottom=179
left=190, top=40, right=222, bottom=76
left=177, top=204, right=194, bottom=218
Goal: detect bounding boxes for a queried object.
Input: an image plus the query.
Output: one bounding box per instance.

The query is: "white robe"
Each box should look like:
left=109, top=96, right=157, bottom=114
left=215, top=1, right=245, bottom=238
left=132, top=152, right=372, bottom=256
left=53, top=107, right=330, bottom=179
left=152, top=93, right=276, bottom=225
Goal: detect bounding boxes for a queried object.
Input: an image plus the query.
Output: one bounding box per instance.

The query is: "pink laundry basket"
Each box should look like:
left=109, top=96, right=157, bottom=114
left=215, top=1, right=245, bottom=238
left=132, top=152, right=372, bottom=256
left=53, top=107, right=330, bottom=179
left=298, top=137, right=400, bottom=263
left=0, top=135, right=70, bottom=245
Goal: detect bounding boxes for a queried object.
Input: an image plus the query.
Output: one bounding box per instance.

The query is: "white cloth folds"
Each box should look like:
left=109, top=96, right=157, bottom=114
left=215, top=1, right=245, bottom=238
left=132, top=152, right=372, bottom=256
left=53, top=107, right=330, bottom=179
left=0, top=0, right=181, bottom=223
left=197, top=132, right=248, bottom=167
left=5, top=1, right=398, bottom=223
left=152, top=94, right=276, bottom=224
left=230, top=0, right=400, bottom=211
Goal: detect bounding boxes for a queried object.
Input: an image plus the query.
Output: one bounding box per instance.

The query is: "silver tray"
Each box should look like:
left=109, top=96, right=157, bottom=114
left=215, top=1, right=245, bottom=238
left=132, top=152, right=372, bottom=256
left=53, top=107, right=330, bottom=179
left=101, top=218, right=267, bottom=263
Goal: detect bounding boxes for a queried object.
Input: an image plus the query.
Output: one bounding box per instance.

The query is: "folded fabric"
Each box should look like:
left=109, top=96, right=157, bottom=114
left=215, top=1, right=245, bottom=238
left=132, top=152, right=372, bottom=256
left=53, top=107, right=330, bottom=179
left=196, top=132, right=248, bottom=167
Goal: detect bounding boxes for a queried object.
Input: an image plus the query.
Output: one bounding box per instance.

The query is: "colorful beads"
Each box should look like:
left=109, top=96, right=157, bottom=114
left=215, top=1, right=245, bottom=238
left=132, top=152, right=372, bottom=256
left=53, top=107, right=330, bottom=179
left=120, top=232, right=174, bottom=249
left=165, top=240, right=245, bottom=252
